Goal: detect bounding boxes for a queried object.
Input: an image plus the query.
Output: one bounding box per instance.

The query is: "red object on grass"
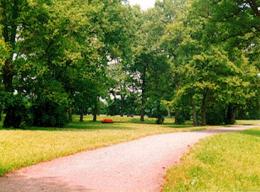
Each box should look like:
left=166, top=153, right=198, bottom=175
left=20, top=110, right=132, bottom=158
left=101, top=119, right=113, bottom=123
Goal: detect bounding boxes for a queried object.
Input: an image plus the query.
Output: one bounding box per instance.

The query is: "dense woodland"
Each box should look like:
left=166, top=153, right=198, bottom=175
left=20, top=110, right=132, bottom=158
left=0, top=0, right=259, bottom=128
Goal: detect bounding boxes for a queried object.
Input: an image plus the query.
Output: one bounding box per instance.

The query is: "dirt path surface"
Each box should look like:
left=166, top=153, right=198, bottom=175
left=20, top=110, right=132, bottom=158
left=0, top=125, right=257, bottom=192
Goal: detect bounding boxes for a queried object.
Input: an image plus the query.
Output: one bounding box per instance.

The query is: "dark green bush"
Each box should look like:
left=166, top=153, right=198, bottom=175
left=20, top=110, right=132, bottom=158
left=32, top=101, right=69, bottom=127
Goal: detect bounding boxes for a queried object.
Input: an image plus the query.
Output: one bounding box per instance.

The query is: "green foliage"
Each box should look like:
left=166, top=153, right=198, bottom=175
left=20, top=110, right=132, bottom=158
left=128, top=0, right=179, bottom=122
left=161, top=0, right=260, bottom=125
left=31, top=80, right=69, bottom=127
left=3, top=93, right=31, bottom=128
left=0, top=0, right=135, bottom=127
left=0, top=0, right=259, bottom=128
left=206, top=103, right=226, bottom=125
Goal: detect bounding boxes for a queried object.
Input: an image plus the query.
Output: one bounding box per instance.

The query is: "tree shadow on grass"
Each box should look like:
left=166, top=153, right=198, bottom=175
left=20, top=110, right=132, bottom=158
left=0, top=121, right=136, bottom=132
left=240, top=129, right=260, bottom=137
left=128, top=118, right=157, bottom=124
left=0, top=119, right=195, bottom=132
left=163, top=124, right=193, bottom=128
left=63, top=121, right=195, bottom=131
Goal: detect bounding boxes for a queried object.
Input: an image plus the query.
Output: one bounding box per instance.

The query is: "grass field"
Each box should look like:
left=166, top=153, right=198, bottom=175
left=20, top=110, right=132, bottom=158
left=236, top=120, right=260, bottom=125
left=163, top=128, right=260, bottom=192
left=0, top=115, right=259, bottom=178
left=0, top=115, right=204, bottom=176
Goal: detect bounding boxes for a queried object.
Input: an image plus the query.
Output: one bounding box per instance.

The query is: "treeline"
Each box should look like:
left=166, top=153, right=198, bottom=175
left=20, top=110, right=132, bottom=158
left=0, top=0, right=259, bottom=128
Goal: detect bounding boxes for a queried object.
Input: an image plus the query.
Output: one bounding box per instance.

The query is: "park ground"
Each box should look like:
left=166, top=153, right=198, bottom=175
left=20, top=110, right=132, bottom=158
left=0, top=116, right=260, bottom=191
left=164, top=127, right=260, bottom=192
left=0, top=115, right=206, bottom=176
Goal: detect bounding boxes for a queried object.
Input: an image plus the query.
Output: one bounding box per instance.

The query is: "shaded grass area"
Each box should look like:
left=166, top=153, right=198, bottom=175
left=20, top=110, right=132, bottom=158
left=0, top=115, right=202, bottom=176
left=163, top=128, right=260, bottom=192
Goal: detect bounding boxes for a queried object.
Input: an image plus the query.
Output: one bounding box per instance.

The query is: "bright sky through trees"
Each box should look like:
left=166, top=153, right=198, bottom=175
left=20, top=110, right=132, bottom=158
left=129, top=0, right=156, bottom=10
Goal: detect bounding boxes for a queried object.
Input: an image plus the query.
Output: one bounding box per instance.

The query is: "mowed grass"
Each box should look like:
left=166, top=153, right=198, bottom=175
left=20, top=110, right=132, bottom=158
left=236, top=119, right=260, bottom=125
left=0, top=115, right=203, bottom=176
left=163, top=128, right=260, bottom=192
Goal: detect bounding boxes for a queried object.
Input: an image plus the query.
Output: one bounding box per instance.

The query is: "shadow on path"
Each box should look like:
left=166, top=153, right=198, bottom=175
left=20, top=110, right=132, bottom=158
left=0, top=176, right=92, bottom=192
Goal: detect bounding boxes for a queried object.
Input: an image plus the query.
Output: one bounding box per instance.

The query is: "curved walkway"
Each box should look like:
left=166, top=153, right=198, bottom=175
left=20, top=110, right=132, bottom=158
left=0, top=125, right=257, bottom=192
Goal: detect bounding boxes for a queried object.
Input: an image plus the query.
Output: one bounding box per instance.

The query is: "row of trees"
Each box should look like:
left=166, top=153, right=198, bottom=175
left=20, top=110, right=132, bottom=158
left=161, top=0, right=260, bottom=125
left=0, top=0, right=259, bottom=128
left=108, top=0, right=260, bottom=125
left=0, top=0, right=135, bottom=127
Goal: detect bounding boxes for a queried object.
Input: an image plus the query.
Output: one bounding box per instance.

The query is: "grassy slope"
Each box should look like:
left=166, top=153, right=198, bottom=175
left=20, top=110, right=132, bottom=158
left=0, top=115, right=203, bottom=176
left=164, top=128, right=260, bottom=192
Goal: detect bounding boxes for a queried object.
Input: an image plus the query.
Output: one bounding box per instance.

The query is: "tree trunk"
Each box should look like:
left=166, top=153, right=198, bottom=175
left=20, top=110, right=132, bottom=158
left=93, top=113, right=97, bottom=122
left=156, top=100, right=163, bottom=124
left=192, top=98, right=198, bottom=126
left=167, top=106, right=170, bottom=117
left=68, top=107, right=73, bottom=122
left=200, top=105, right=206, bottom=126
left=80, top=112, right=84, bottom=122
left=0, top=105, right=2, bottom=121
left=4, top=106, right=22, bottom=128
left=140, top=64, right=147, bottom=122
left=92, top=96, right=98, bottom=122
left=175, top=110, right=179, bottom=124
left=3, top=60, right=17, bottom=128
left=2, top=0, right=18, bottom=91
left=120, top=94, right=124, bottom=117
left=175, top=110, right=185, bottom=124
left=2, top=1, right=20, bottom=128
left=200, top=92, right=208, bottom=126
left=225, top=105, right=236, bottom=124
left=140, top=107, right=145, bottom=121
left=79, top=105, right=84, bottom=122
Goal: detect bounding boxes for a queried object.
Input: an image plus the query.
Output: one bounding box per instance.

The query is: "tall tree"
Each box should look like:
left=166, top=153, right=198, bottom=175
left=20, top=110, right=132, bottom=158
left=131, top=0, right=178, bottom=122
left=162, top=0, right=259, bottom=125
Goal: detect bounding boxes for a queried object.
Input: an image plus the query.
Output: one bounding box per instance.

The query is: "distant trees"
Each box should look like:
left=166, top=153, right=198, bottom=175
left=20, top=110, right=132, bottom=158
left=0, top=0, right=134, bottom=127
left=129, top=0, right=178, bottom=123
left=161, top=0, right=260, bottom=125
left=0, top=0, right=259, bottom=128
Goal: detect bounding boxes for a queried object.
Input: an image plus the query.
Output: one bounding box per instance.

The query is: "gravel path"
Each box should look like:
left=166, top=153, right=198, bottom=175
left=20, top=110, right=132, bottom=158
left=0, top=125, right=257, bottom=192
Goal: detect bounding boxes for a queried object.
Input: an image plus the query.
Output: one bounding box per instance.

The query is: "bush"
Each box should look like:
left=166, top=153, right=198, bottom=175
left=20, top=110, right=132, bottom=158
left=31, top=80, right=70, bottom=127
left=3, top=94, right=31, bottom=128
left=206, top=103, right=226, bottom=125
left=32, top=101, right=69, bottom=127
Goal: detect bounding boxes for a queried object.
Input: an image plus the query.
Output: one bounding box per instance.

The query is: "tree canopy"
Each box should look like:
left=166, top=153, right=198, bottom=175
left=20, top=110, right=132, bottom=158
left=0, top=0, right=259, bottom=128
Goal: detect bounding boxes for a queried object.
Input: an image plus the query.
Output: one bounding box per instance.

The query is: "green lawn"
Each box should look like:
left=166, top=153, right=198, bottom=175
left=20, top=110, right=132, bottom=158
left=236, top=120, right=260, bottom=125
left=0, top=115, right=203, bottom=176
left=163, top=128, right=260, bottom=192
left=0, top=116, right=258, bottom=178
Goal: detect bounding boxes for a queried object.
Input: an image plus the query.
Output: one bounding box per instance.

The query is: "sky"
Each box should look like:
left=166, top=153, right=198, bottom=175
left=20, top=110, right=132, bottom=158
left=128, top=0, right=156, bottom=10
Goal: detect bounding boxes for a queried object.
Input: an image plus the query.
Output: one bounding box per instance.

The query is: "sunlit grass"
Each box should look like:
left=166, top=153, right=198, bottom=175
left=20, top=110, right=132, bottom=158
left=236, top=120, right=260, bottom=125
left=0, top=115, right=202, bottom=176
left=0, top=116, right=259, bottom=177
left=163, top=128, right=260, bottom=192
